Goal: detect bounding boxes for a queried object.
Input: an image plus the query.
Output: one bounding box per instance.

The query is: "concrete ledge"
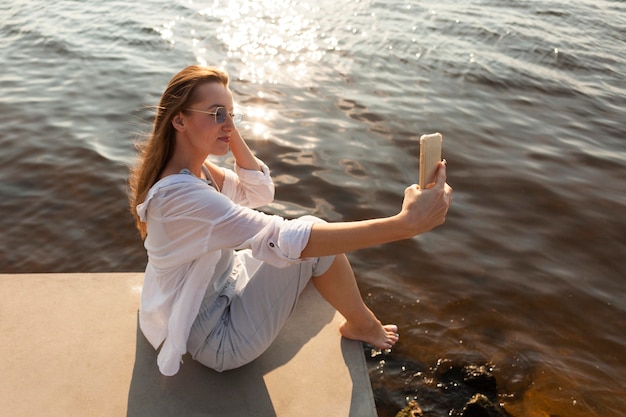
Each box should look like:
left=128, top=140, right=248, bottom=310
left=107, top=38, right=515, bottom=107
left=0, top=273, right=377, bottom=417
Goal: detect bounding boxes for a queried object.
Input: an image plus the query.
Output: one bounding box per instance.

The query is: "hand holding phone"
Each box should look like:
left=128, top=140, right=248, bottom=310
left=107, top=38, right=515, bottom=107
left=419, top=132, right=443, bottom=189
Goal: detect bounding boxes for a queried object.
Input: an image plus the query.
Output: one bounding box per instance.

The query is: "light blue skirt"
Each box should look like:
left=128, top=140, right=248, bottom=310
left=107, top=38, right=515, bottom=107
left=187, top=249, right=335, bottom=372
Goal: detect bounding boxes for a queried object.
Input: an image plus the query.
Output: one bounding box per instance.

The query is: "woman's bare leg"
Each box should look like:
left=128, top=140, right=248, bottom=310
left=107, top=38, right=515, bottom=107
left=312, top=254, right=399, bottom=349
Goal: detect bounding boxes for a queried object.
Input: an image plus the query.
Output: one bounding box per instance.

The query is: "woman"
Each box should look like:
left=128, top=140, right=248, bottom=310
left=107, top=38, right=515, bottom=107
left=129, top=65, right=452, bottom=376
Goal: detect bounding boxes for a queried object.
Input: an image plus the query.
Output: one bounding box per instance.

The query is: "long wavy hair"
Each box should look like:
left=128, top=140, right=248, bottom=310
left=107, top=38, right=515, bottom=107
left=129, top=65, right=230, bottom=239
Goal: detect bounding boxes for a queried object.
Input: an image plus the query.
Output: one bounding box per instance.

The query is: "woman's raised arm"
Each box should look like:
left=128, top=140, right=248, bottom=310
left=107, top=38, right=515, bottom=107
left=301, top=162, right=452, bottom=258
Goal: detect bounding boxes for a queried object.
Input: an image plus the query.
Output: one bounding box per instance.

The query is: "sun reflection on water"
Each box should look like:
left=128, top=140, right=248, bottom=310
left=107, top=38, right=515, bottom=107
left=241, top=104, right=275, bottom=139
left=154, top=0, right=351, bottom=139
left=196, top=0, right=331, bottom=85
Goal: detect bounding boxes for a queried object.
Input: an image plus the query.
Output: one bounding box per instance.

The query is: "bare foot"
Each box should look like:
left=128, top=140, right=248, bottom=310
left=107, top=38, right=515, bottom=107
left=339, top=320, right=399, bottom=350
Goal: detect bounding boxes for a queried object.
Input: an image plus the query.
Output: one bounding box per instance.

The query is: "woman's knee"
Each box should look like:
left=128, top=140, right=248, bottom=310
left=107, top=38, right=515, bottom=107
left=315, top=253, right=353, bottom=278
left=312, top=254, right=337, bottom=277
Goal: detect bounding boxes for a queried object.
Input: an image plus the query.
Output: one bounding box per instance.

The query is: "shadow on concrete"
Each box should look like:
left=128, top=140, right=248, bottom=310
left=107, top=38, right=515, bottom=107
left=126, top=284, right=341, bottom=417
left=126, top=319, right=276, bottom=417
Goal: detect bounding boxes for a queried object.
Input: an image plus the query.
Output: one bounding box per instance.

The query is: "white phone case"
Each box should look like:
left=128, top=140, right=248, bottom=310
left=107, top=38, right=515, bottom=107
left=419, top=132, right=443, bottom=189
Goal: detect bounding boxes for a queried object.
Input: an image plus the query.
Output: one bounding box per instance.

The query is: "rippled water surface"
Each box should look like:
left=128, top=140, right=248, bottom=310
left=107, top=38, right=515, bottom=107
left=1, top=0, right=625, bottom=415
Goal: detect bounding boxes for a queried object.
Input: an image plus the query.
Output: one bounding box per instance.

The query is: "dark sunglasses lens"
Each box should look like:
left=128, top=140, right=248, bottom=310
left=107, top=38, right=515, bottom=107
left=215, top=107, right=227, bottom=123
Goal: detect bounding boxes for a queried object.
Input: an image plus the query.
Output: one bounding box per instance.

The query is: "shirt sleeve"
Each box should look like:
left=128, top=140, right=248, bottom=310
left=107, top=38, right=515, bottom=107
left=220, top=158, right=274, bottom=208
left=145, top=181, right=324, bottom=269
left=205, top=200, right=325, bottom=268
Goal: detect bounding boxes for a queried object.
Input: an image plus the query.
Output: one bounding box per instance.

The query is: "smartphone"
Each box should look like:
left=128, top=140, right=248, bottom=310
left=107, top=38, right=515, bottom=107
left=419, top=132, right=443, bottom=189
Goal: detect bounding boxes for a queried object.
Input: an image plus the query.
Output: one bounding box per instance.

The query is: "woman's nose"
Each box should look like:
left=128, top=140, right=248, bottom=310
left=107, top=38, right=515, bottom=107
left=222, top=114, right=236, bottom=130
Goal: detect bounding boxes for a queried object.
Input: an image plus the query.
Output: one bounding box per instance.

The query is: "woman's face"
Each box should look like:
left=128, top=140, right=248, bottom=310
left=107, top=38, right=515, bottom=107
left=178, top=81, right=236, bottom=156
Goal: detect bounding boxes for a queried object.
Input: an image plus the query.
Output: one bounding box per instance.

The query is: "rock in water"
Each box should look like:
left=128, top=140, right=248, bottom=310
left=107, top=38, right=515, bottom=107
left=460, top=393, right=503, bottom=417
left=395, top=400, right=424, bottom=417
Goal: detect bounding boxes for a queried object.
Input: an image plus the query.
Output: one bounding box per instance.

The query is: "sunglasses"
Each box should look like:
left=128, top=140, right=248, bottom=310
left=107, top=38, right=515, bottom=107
left=185, top=106, right=243, bottom=124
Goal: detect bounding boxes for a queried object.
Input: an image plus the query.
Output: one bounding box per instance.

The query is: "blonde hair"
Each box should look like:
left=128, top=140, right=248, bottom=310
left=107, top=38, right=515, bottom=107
left=129, top=65, right=230, bottom=239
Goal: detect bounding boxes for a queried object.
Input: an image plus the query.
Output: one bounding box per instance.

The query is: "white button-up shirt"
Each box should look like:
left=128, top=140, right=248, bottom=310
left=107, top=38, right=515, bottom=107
left=136, top=159, right=322, bottom=375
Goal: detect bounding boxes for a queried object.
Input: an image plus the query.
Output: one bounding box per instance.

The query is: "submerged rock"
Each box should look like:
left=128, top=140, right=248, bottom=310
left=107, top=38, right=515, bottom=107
left=435, top=360, right=498, bottom=399
left=460, top=393, right=504, bottom=417
left=395, top=394, right=509, bottom=417
left=392, top=358, right=512, bottom=417
left=395, top=400, right=424, bottom=417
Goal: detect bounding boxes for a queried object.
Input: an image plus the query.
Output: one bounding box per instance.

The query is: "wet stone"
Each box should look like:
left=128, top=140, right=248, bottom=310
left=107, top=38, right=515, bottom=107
left=395, top=400, right=424, bottom=417
left=434, top=359, right=499, bottom=402
left=391, top=358, right=512, bottom=417
left=460, top=393, right=504, bottom=417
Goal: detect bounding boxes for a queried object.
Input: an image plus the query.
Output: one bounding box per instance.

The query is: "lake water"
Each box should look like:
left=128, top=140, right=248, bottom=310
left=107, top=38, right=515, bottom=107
left=1, top=0, right=625, bottom=415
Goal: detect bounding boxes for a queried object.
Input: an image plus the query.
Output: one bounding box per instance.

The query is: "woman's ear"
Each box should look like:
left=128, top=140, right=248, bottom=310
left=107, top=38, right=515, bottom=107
left=172, top=113, right=185, bottom=132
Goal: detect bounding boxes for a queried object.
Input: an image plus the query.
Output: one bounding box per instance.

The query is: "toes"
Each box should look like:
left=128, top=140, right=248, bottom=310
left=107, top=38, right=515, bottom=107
left=385, top=324, right=398, bottom=333
left=384, top=325, right=399, bottom=339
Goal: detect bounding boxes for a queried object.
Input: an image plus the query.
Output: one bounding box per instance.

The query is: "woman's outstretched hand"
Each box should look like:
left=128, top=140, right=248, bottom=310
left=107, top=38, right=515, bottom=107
left=301, top=160, right=453, bottom=258
left=398, top=161, right=453, bottom=237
